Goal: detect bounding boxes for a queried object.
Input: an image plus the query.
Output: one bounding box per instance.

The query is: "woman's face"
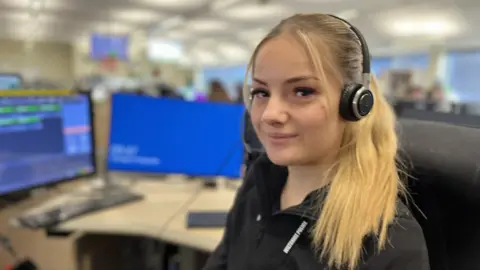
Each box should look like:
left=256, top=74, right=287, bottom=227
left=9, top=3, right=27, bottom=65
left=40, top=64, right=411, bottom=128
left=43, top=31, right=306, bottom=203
left=250, top=35, right=345, bottom=166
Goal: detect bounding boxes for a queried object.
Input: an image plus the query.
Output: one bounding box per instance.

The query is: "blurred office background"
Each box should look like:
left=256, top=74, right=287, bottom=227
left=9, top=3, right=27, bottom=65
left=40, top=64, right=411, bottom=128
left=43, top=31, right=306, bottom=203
left=1, top=0, right=480, bottom=108
left=0, top=0, right=480, bottom=269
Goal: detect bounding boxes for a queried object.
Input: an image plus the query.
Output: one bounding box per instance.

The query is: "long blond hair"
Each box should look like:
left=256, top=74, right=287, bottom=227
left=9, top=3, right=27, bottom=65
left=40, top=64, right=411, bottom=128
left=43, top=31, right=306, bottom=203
left=243, top=14, right=405, bottom=269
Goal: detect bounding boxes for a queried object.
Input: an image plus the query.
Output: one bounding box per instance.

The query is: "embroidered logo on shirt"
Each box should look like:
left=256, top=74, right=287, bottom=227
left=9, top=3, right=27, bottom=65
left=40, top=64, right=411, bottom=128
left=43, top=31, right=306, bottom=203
left=283, top=220, right=308, bottom=254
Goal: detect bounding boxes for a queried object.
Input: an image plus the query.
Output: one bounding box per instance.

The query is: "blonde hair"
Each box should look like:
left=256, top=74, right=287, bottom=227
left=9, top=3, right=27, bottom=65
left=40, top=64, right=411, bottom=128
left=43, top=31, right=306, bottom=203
left=243, top=14, right=405, bottom=269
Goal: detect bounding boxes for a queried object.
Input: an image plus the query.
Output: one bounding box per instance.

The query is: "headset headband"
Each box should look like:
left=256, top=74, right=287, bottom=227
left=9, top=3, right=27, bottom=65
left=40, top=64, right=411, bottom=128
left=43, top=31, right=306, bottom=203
left=327, top=14, right=371, bottom=88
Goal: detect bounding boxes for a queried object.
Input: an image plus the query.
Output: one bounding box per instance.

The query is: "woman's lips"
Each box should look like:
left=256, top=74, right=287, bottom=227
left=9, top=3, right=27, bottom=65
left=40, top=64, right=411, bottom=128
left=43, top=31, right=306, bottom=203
left=266, top=133, right=298, bottom=144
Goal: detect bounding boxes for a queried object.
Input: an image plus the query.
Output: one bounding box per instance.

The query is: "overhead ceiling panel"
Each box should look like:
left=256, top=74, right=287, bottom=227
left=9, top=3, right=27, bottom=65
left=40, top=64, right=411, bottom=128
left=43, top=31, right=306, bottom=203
left=111, top=8, right=164, bottom=25
left=138, top=0, right=210, bottom=11
left=217, top=3, right=290, bottom=21
left=90, top=22, right=134, bottom=34
left=186, top=18, right=231, bottom=32
left=373, top=6, right=467, bottom=38
left=159, top=28, right=193, bottom=41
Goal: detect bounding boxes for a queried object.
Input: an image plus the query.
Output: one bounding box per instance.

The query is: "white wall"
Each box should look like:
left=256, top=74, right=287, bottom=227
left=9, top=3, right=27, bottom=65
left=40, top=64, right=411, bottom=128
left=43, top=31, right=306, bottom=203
left=0, top=39, right=74, bottom=87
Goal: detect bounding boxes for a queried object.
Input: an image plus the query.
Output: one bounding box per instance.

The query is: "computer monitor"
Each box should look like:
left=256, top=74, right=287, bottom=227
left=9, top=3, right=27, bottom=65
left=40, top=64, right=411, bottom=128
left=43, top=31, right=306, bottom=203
left=90, top=33, right=129, bottom=61
left=0, top=73, right=23, bottom=89
left=107, top=93, right=244, bottom=178
left=0, top=93, right=96, bottom=195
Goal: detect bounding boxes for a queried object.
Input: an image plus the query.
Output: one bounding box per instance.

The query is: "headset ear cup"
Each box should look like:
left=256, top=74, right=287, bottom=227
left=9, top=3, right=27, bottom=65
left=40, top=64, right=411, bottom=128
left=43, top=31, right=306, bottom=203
left=339, top=83, right=363, bottom=121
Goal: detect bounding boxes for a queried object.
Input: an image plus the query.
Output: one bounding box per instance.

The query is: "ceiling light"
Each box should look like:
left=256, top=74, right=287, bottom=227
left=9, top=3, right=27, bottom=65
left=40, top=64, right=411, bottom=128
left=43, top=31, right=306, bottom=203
left=220, top=3, right=289, bottom=21
left=92, top=23, right=132, bottom=34
left=377, top=8, right=464, bottom=38
left=147, top=39, right=184, bottom=61
left=210, top=0, right=240, bottom=11
left=390, top=18, right=460, bottom=37
left=140, top=0, right=209, bottom=9
left=187, top=18, right=229, bottom=32
left=113, top=9, right=162, bottom=24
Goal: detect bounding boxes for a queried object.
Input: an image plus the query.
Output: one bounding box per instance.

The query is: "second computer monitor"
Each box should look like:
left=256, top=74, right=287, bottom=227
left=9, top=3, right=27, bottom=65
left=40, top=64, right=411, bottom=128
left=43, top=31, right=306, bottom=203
left=108, top=94, right=244, bottom=178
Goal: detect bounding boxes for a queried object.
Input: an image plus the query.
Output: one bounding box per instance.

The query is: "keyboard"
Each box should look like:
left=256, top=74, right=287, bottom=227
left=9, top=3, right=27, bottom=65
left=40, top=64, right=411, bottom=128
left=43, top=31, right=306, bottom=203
left=16, top=188, right=143, bottom=229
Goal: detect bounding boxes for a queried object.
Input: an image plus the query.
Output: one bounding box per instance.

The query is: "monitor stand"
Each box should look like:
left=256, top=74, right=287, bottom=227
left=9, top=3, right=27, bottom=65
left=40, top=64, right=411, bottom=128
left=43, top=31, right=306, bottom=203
left=80, top=170, right=137, bottom=199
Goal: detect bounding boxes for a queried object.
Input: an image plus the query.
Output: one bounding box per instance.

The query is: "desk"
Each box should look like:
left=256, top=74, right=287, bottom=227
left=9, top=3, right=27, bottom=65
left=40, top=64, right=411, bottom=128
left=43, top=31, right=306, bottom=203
left=161, top=188, right=236, bottom=252
left=54, top=177, right=201, bottom=238
left=14, top=175, right=238, bottom=270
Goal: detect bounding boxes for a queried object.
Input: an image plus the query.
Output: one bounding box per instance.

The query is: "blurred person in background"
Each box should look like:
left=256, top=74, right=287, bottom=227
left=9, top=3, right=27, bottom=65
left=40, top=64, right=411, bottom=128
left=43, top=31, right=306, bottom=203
left=204, top=13, right=428, bottom=270
left=145, top=67, right=163, bottom=96
left=426, top=81, right=451, bottom=112
left=235, top=82, right=244, bottom=104
left=208, top=80, right=232, bottom=103
left=404, top=84, right=425, bottom=102
left=394, top=84, right=426, bottom=113
left=146, top=67, right=181, bottom=98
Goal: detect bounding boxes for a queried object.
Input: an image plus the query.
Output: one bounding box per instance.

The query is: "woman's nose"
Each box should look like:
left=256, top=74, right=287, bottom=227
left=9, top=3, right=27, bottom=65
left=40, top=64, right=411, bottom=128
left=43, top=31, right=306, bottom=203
left=261, top=96, right=288, bottom=125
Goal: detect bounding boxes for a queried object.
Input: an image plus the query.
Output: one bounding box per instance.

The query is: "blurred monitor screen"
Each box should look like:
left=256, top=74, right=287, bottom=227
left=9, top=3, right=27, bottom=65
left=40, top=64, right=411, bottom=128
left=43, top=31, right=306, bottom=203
left=0, top=74, right=22, bottom=89
left=108, top=94, right=244, bottom=178
left=90, top=33, right=129, bottom=61
left=0, top=94, right=95, bottom=195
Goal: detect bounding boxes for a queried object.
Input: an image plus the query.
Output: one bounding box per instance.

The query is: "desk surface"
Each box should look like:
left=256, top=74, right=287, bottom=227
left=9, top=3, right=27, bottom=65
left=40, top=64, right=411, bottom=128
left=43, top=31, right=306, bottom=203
left=25, top=175, right=237, bottom=252
left=161, top=188, right=236, bottom=252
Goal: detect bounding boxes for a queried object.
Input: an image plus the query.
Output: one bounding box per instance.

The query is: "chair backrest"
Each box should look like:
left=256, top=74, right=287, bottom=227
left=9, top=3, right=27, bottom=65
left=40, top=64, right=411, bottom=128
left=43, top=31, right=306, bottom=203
left=398, top=119, right=480, bottom=270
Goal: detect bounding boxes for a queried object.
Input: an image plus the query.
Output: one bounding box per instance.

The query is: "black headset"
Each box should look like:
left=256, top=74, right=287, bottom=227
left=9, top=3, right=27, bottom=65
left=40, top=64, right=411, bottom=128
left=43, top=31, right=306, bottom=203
left=328, top=14, right=374, bottom=121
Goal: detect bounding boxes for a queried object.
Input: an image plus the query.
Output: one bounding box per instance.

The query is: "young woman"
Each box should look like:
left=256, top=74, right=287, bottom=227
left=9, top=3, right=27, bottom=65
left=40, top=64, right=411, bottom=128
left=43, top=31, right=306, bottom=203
left=204, top=13, right=429, bottom=270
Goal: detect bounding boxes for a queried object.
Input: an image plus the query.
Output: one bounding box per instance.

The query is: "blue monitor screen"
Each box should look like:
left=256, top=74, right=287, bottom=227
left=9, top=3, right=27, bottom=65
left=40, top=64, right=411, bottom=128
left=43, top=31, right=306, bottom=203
left=0, top=94, right=95, bottom=195
left=90, top=33, right=129, bottom=61
left=108, top=94, right=245, bottom=178
left=0, top=74, right=22, bottom=89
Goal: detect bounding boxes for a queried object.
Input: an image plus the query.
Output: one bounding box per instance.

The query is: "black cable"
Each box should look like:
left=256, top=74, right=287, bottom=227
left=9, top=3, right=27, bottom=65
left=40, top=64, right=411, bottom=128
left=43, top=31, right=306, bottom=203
left=210, top=140, right=243, bottom=179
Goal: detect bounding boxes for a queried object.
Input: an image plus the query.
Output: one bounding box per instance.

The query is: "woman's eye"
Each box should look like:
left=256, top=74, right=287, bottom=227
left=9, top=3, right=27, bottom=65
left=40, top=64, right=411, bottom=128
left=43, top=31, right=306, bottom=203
left=294, top=87, right=316, bottom=97
left=250, top=89, right=269, bottom=99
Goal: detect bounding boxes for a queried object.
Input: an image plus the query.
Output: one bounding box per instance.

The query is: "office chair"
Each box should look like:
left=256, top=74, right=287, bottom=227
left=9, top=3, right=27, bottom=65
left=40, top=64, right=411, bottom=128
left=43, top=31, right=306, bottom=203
left=243, top=111, right=263, bottom=172
left=399, top=119, right=480, bottom=270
